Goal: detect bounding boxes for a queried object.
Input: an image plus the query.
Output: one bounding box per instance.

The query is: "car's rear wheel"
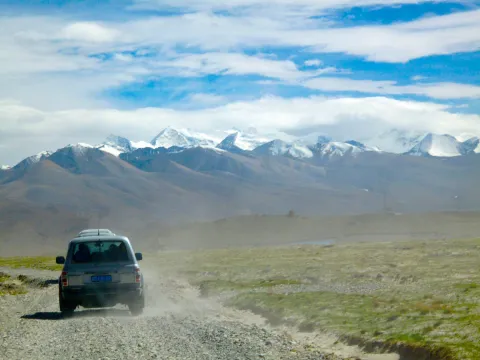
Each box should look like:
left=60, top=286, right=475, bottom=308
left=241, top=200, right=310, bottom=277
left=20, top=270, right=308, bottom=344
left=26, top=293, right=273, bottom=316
left=129, top=293, right=145, bottom=316
left=129, top=303, right=143, bottom=316
left=59, top=286, right=76, bottom=316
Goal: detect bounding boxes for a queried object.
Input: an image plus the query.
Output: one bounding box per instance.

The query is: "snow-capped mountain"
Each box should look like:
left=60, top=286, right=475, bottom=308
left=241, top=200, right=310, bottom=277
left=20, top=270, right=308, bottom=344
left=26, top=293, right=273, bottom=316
left=253, top=139, right=314, bottom=158
left=407, top=133, right=473, bottom=157
left=14, top=150, right=52, bottom=168
left=361, top=129, right=480, bottom=157
left=311, top=140, right=379, bottom=159
left=101, top=135, right=134, bottom=154
left=11, top=144, right=106, bottom=168
left=8, top=126, right=480, bottom=171
left=96, top=144, right=125, bottom=157
left=64, top=143, right=94, bottom=155
left=361, top=129, right=425, bottom=154
left=216, top=128, right=275, bottom=151
left=107, top=135, right=133, bottom=151
left=345, top=140, right=381, bottom=152
left=97, top=135, right=154, bottom=157
left=252, top=137, right=377, bottom=160
left=461, top=136, right=480, bottom=154
left=151, top=127, right=220, bottom=149
left=216, top=132, right=245, bottom=154
left=456, top=133, right=479, bottom=142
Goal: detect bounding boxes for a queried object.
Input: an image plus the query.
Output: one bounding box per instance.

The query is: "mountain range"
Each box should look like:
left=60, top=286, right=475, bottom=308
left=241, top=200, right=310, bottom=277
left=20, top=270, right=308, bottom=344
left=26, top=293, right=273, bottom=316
left=1, top=126, right=480, bottom=252
left=3, top=127, right=480, bottom=170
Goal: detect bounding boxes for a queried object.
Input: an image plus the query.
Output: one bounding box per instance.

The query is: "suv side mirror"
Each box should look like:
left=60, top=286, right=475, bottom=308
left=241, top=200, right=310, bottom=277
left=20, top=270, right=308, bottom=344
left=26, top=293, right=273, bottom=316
left=56, top=256, right=65, bottom=265
left=135, top=253, right=143, bottom=261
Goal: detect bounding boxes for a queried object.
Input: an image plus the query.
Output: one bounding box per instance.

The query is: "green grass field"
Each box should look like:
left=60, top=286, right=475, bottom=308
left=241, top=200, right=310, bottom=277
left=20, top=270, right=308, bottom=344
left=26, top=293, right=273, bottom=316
left=3, top=238, right=480, bottom=358
left=0, top=256, right=62, bottom=271
left=154, top=238, right=480, bottom=360
left=0, top=256, right=61, bottom=296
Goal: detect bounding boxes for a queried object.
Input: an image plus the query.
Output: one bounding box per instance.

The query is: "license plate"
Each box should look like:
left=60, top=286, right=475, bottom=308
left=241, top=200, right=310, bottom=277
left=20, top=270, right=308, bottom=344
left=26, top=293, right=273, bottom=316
left=91, top=275, right=112, bottom=283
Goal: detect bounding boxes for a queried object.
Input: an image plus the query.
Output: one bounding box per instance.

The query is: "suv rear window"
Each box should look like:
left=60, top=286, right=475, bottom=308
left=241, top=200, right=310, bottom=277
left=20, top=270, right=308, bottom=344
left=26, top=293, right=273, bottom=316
left=71, top=240, right=131, bottom=263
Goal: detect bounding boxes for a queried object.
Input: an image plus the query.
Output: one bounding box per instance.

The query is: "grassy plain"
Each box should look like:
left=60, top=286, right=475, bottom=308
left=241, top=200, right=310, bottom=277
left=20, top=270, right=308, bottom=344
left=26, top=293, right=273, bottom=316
left=155, top=238, right=480, bottom=359
left=0, top=256, right=62, bottom=271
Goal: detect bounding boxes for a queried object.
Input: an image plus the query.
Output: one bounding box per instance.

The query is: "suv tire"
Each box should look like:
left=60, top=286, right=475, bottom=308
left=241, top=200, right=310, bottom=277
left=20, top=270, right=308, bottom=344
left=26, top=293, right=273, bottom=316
left=129, top=303, right=144, bottom=316
left=128, top=293, right=145, bottom=316
left=59, top=285, right=75, bottom=316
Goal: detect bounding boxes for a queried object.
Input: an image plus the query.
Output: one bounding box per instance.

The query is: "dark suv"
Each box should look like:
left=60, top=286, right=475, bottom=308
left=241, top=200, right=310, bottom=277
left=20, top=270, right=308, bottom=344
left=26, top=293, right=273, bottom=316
left=56, top=230, right=145, bottom=316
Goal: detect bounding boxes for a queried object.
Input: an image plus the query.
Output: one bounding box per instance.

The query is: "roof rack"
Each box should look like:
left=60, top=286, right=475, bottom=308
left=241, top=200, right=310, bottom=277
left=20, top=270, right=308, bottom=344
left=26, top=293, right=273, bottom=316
left=77, top=229, right=115, bottom=237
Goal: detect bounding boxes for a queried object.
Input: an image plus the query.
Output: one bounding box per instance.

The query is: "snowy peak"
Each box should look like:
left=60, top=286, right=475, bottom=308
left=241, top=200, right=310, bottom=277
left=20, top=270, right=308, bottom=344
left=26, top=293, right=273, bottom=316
left=30, top=150, right=52, bottom=163
left=104, top=135, right=133, bottom=153
left=96, top=144, right=124, bottom=157
left=407, top=133, right=464, bottom=157
left=220, top=129, right=273, bottom=151
left=131, top=140, right=154, bottom=149
left=217, top=132, right=245, bottom=154
left=363, top=129, right=425, bottom=154
left=312, top=140, right=378, bottom=159
left=151, top=127, right=218, bottom=149
left=345, top=140, right=380, bottom=152
left=254, top=139, right=288, bottom=156
left=24, top=151, right=51, bottom=165
left=456, top=133, right=478, bottom=142
left=12, top=150, right=52, bottom=169
left=63, top=143, right=94, bottom=156
left=98, top=135, right=134, bottom=157
left=362, top=129, right=480, bottom=157
left=216, top=129, right=275, bottom=154
left=461, top=136, right=480, bottom=154
left=218, top=132, right=239, bottom=150
left=151, top=127, right=189, bottom=148
left=313, top=142, right=359, bottom=158
left=253, top=139, right=313, bottom=159
left=407, top=133, right=480, bottom=157
left=98, top=135, right=154, bottom=157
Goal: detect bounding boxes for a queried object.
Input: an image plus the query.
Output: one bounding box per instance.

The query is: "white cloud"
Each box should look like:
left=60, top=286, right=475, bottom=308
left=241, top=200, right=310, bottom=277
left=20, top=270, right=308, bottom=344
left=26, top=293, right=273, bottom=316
left=157, top=52, right=337, bottom=80
left=119, top=10, right=480, bottom=63
left=316, top=10, right=480, bottom=62
left=0, top=17, right=99, bottom=75
left=304, top=59, right=323, bottom=67
left=8, top=9, right=473, bottom=71
left=411, top=75, right=426, bottom=81
left=1, top=8, right=479, bottom=112
left=412, top=83, right=480, bottom=100
left=130, top=0, right=457, bottom=13
left=1, top=96, right=480, bottom=165
left=60, top=22, right=119, bottom=43
left=0, top=12, right=477, bottom=118
left=188, top=93, right=228, bottom=105
left=304, top=78, right=480, bottom=99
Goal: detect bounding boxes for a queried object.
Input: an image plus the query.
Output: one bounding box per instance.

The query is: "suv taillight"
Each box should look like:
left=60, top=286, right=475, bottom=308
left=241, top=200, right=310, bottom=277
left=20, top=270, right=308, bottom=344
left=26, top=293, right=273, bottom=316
left=61, top=271, right=68, bottom=287
left=135, top=268, right=141, bottom=283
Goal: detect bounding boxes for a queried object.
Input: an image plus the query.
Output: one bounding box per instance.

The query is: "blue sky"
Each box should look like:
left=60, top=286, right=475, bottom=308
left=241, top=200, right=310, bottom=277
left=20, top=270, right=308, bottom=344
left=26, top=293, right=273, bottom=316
left=0, top=0, right=479, bottom=163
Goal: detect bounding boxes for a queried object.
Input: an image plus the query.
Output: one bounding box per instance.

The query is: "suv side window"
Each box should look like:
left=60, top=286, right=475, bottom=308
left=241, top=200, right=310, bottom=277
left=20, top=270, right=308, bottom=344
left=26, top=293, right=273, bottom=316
left=71, top=240, right=132, bottom=264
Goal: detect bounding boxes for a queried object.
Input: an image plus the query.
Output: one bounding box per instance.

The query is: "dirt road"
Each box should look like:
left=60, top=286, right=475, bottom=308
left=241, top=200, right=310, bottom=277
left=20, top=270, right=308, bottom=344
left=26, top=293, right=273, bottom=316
left=0, top=264, right=397, bottom=360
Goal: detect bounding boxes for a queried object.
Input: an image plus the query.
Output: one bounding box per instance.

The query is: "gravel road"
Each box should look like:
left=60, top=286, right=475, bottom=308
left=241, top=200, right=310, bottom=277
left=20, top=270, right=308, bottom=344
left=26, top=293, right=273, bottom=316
left=0, top=264, right=397, bottom=360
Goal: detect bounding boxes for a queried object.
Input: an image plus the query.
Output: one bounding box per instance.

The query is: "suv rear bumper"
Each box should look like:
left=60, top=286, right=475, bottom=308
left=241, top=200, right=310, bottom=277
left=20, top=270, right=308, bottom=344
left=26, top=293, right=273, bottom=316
left=61, top=283, right=143, bottom=306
